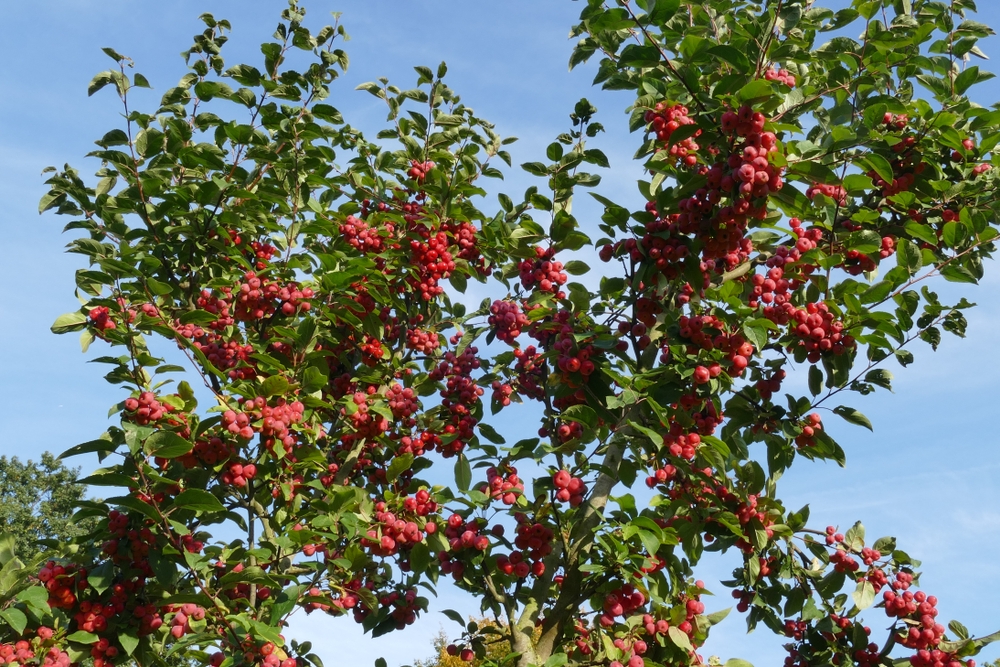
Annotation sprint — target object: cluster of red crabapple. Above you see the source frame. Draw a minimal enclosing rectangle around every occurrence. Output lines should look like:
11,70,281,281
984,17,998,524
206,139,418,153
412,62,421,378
519,245,568,297
408,230,457,301
552,469,587,506
643,102,700,167
405,327,440,354
0,641,71,667
636,104,785,283
499,516,555,579
438,514,489,581
339,214,392,254
488,299,530,344
794,412,824,448
482,465,524,505
232,271,313,321
676,313,756,377
166,603,206,639
428,346,483,457
805,182,848,206
764,66,797,87
361,502,426,557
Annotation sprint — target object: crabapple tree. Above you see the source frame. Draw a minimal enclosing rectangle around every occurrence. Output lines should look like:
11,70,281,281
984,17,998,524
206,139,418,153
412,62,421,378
4,1,1000,667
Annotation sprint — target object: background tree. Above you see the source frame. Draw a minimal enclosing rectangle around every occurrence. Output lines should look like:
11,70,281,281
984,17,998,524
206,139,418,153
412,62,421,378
0,454,94,559
413,621,519,667
0,1,998,667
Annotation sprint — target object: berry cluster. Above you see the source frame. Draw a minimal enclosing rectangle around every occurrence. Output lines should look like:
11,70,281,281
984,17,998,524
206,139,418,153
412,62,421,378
39,561,83,610
439,514,489,580
166,603,206,639
552,419,584,443
402,489,438,517
429,346,483,457
884,589,944,650
644,462,678,488
405,328,440,354
512,345,546,401
490,381,514,408
123,392,169,427
676,313,756,376
519,246,568,297
794,413,824,448
784,302,853,362
805,182,848,206
0,643,71,667
387,383,419,425
502,517,555,578
599,584,647,626
733,494,776,553
220,461,257,487
552,469,587,506
340,214,391,254
233,272,313,321
754,368,786,401
488,300,529,344
407,159,435,182
644,102,700,167
639,104,783,279
482,466,524,505
409,231,456,301
361,503,425,557
842,236,895,275
764,66,797,87
246,395,304,450
88,306,116,332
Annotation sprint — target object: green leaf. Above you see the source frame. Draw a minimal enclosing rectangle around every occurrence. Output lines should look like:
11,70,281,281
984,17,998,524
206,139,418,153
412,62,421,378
564,260,590,275
60,438,117,459
118,630,140,656
88,71,115,97
648,0,681,24
543,654,569,667
808,365,823,396
144,431,193,458
896,239,922,276
852,581,876,610
478,423,506,444
219,566,276,587
859,154,894,184
146,278,173,296
725,660,755,667
668,626,693,651
706,608,732,626
261,375,290,397
51,311,88,334
637,529,660,557
454,455,472,492
561,404,598,429
833,406,873,431
0,608,27,634
442,609,465,625
88,561,115,594
17,585,50,610
737,79,774,105
67,631,100,644
409,541,431,574
843,174,874,193
864,369,893,391
178,310,219,325
386,453,414,484
172,489,225,514
708,45,751,71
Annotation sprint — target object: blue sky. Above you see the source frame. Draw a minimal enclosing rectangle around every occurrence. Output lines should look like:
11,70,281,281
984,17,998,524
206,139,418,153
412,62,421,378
1,1,998,666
